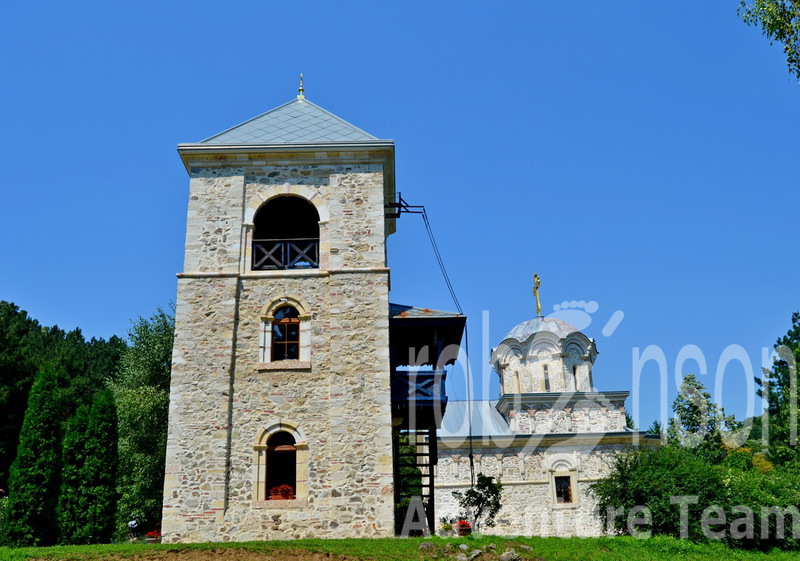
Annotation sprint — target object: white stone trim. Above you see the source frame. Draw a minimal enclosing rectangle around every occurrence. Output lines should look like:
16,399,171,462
180,267,389,279
258,361,311,371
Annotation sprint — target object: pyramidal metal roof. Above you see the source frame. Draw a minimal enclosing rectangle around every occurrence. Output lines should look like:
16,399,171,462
199,97,379,145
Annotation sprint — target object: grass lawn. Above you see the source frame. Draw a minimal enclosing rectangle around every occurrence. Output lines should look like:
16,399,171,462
1,535,798,561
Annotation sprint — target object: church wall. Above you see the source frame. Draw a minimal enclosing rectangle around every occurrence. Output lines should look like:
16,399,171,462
163,160,395,542
434,442,628,537
502,399,627,434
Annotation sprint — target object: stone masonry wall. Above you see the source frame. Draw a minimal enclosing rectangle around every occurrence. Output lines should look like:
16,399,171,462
162,276,239,537
183,171,246,273
434,442,629,537
162,157,395,542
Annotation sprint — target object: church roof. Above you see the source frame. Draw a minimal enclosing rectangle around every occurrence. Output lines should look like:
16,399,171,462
438,400,512,438
199,98,379,145
503,316,579,342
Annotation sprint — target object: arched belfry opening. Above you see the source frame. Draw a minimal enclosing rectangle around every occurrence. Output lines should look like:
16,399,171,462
252,196,320,270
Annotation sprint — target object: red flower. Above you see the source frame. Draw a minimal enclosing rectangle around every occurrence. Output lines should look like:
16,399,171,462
455,519,471,529
270,484,294,495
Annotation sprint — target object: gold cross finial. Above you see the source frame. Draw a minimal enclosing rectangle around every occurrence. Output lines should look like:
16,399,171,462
533,274,542,317
297,74,305,99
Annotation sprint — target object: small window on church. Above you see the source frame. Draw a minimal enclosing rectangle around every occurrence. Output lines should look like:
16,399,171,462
272,306,300,361
266,431,297,499
555,475,572,503
543,365,551,392
573,365,578,391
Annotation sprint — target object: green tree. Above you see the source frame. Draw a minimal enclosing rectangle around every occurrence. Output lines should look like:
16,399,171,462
756,312,800,464
57,404,90,544
739,0,800,81
0,302,125,492
112,307,174,536
79,389,118,543
3,365,62,546
452,473,503,532
0,302,45,490
647,419,663,436
666,374,740,462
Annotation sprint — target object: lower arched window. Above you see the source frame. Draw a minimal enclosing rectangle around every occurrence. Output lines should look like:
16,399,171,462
267,431,296,498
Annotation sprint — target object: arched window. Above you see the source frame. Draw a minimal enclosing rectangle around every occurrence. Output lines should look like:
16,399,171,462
271,306,300,361
254,423,309,505
543,365,551,392
252,196,320,270
266,431,296,498
572,365,579,391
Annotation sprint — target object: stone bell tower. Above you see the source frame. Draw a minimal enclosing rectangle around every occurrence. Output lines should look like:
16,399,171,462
161,87,398,542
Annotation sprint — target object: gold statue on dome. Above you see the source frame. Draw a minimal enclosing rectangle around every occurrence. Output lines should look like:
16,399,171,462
533,273,542,317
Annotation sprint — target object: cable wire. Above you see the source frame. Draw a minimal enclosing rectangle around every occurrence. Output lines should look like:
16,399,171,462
419,209,475,488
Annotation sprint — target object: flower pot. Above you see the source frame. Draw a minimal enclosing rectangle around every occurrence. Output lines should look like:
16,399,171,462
145,537,162,544
457,528,472,536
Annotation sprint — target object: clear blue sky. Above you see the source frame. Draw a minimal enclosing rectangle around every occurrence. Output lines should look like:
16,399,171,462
1,1,798,427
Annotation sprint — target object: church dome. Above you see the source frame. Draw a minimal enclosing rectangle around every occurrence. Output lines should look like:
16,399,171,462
503,316,579,343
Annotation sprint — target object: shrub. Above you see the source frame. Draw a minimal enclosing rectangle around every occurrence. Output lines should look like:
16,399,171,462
593,445,800,550
591,446,728,543
452,473,503,532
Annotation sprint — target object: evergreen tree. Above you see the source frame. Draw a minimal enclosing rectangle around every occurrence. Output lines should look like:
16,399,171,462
57,404,90,544
0,301,125,491
3,365,62,546
79,389,118,543
647,419,663,436
0,302,45,489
